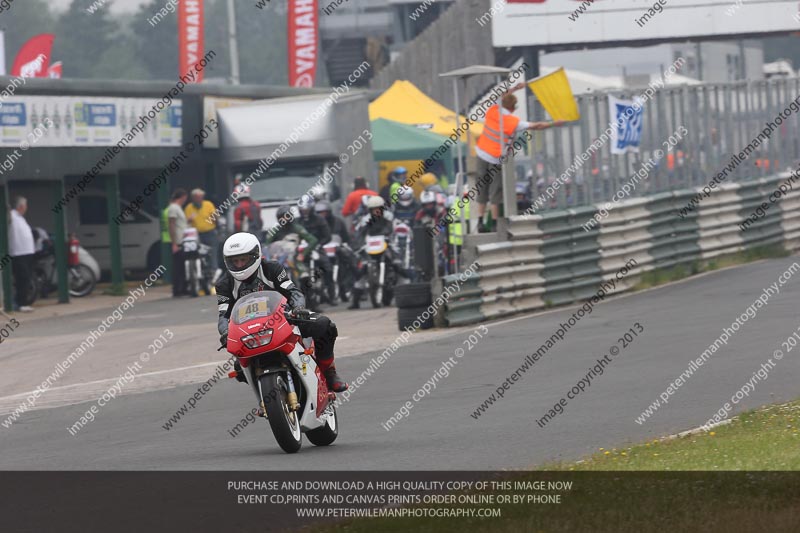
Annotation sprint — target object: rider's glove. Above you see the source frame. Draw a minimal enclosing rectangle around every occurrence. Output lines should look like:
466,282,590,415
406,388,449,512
291,307,311,320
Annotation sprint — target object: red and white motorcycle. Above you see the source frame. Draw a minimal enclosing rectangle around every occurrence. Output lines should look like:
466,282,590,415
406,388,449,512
225,290,338,453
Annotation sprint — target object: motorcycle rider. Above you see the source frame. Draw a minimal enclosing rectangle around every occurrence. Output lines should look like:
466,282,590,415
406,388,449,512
414,190,445,228
314,201,351,246
217,232,348,392
297,195,336,304
233,185,263,240
265,205,318,251
392,186,418,225
379,166,407,205
265,206,319,308
349,196,396,309
315,200,356,302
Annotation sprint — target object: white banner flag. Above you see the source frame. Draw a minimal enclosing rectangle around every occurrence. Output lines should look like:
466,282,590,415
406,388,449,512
608,95,644,155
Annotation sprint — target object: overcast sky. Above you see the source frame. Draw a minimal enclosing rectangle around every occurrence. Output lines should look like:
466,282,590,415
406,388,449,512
50,0,150,14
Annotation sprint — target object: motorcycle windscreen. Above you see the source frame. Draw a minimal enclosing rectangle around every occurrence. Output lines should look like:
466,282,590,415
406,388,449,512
230,291,286,325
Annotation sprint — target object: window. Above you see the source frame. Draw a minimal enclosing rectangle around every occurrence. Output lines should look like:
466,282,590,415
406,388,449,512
78,196,108,225
118,208,151,224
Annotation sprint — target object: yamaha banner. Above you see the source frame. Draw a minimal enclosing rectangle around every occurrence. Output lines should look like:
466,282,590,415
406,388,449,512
287,0,318,87
178,0,205,83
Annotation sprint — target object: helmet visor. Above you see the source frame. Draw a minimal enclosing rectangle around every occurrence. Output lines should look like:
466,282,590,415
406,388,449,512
225,251,258,273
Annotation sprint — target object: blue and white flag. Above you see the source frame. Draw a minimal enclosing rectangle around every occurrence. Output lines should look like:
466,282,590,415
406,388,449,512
609,95,644,154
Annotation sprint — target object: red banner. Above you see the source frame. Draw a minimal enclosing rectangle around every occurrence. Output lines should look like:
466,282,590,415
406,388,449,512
178,0,204,83
288,0,318,87
11,34,54,78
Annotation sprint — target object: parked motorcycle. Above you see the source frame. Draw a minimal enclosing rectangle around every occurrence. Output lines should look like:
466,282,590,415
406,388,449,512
297,240,326,311
224,291,338,454
181,228,211,297
358,234,396,308
391,219,415,281
322,234,356,303
31,232,99,302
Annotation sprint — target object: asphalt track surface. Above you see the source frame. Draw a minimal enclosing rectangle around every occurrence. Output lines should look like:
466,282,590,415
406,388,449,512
2,256,799,470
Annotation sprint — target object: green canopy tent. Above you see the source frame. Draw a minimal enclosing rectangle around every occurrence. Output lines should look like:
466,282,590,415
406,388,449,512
370,118,458,186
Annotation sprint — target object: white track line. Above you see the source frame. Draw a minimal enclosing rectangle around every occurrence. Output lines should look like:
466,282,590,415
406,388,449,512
0,360,229,402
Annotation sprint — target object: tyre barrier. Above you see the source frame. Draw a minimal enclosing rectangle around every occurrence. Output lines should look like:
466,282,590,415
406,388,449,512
395,281,434,331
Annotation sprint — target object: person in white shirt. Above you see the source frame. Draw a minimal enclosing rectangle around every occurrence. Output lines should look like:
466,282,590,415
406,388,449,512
8,197,36,312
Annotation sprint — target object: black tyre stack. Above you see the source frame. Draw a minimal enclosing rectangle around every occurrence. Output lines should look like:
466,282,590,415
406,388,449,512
394,282,434,331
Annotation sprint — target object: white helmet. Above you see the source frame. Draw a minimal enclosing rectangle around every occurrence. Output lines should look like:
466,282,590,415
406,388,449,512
420,190,436,205
235,184,251,199
366,195,385,210
297,194,315,216
223,232,261,281
397,187,414,207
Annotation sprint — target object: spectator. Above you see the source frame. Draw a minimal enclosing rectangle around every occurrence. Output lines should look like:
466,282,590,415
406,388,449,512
341,176,377,218
8,197,35,312
167,188,188,297
184,188,219,275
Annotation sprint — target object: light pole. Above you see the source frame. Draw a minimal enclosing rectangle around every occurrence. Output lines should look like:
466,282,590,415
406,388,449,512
226,0,241,85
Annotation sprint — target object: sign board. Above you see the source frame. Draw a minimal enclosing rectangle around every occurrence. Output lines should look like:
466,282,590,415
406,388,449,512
0,96,182,147
493,0,799,48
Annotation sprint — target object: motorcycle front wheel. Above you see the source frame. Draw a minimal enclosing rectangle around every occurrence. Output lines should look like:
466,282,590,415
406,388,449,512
68,264,96,297
367,263,382,308
260,373,302,454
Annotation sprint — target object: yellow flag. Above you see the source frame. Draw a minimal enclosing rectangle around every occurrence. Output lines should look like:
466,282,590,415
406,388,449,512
527,68,580,122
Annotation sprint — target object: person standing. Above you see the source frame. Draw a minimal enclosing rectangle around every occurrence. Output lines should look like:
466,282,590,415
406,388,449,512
341,176,377,218
8,197,35,312
167,188,188,297
475,85,565,232
184,188,219,277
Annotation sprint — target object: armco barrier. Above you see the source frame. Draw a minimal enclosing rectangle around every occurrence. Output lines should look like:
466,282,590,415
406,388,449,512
442,172,800,327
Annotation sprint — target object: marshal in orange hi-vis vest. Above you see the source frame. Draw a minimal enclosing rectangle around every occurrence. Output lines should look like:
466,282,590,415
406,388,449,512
476,105,521,158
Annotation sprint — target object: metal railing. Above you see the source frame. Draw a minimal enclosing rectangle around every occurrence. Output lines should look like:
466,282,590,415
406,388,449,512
523,76,800,211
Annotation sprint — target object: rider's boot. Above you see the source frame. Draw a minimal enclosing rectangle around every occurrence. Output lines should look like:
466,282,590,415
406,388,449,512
232,359,247,383
317,357,349,392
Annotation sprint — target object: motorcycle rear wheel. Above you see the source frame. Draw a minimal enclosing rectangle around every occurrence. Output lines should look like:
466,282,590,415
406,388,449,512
260,373,302,454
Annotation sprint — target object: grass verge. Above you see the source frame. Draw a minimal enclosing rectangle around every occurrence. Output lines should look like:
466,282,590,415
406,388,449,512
550,399,800,471
318,400,800,533
633,243,790,290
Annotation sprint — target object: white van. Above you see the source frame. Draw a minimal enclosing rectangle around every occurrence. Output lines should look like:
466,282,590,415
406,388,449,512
69,193,162,273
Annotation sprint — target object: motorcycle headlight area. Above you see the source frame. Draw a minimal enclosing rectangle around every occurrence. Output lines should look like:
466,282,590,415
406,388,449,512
241,328,274,349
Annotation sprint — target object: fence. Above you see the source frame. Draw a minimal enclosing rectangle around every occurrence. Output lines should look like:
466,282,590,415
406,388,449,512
441,173,800,326
523,77,800,212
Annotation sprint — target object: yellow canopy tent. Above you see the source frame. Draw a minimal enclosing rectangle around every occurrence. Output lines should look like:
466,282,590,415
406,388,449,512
368,80,484,141
369,81,484,191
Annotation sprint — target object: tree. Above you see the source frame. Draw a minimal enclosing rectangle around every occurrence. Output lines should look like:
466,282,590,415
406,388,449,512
129,0,179,81
0,0,56,69
54,0,121,78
